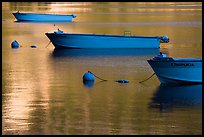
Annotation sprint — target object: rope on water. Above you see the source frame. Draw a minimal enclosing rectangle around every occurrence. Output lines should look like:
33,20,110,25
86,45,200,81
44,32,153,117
88,71,108,81
87,71,129,83
139,73,156,83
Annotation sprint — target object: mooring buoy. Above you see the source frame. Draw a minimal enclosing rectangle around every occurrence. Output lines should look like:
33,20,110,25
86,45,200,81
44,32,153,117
123,80,129,83
83,71,95,81
82,71,129,85
30,45,37,48
11,40,19,48
117,80,124,83
116,79,129,83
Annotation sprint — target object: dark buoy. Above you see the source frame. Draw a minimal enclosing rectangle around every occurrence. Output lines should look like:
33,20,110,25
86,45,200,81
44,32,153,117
11,40,19,48
30,45,37,48
116,79,129,83
123,80,129,83
83,71,95,81
117,80,124,83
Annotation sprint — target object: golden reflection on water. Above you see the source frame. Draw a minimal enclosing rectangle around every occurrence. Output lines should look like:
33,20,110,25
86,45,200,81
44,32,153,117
3,48,51,133
2,2,202,135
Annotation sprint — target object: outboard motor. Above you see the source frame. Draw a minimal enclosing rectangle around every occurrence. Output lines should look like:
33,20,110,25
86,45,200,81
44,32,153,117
152,52,173,61
160,35,169,43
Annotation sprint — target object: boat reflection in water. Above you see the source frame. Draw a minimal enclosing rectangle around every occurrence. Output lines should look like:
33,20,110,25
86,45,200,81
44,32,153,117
149,84,202,112
83,80,95,88
51,48,160,57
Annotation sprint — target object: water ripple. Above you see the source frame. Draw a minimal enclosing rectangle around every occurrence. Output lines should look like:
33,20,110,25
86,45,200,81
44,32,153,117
78,21,201,27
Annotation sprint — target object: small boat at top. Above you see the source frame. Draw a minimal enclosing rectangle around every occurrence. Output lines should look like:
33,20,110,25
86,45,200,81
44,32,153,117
45,29,169,49
147,52,202,84
12,11,76,22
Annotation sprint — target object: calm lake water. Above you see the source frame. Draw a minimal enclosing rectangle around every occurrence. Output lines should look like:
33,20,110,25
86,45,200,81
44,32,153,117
2,2,202,135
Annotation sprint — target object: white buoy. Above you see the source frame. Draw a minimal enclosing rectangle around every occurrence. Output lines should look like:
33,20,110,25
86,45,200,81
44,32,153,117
83,71,95,81
11,40,19,48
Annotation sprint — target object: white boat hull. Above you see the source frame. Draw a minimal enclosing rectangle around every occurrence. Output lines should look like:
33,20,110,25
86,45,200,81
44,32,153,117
147,57,202,84
45,33,162,49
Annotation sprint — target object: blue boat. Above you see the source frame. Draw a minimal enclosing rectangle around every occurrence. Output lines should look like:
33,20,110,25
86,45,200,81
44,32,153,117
12,11,76,22
45,29,169,49
147,53,202,84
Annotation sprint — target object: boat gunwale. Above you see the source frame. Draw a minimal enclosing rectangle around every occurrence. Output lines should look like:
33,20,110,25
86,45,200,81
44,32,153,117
45,33,162,39
12,12,75,16
147,59,202,62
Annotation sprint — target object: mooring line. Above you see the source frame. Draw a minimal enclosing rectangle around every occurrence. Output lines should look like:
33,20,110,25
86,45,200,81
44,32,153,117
139,73,156,83
88,71,130,83
88,71,108,81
